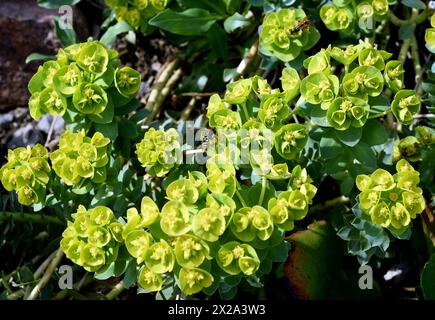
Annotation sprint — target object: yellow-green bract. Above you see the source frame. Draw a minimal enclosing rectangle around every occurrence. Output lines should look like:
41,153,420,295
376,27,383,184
104,0,168,33
50,130,111,186
320,1,389,33
135,127,182,177
28,40,140,120
356,159,425,233
60,205,121,272
260,8,320,62
0,144,50,206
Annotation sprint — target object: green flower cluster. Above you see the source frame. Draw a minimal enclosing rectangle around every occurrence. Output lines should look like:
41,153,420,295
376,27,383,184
0,144,50,206
28,40,141,120
356,159,425,234
425,14,435,54
120,172,236,294
393,126,435,163
320,0,389,33
260,8,320,62
50,129,111,186
61,205,122,272
299,41,419,129
118,161,315,295
104,0,168,32
390,90,421,125
135,128,182,177
207,73,308,169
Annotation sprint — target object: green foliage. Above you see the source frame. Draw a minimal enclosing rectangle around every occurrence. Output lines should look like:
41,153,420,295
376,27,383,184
421,254,435,300
337,203,391,265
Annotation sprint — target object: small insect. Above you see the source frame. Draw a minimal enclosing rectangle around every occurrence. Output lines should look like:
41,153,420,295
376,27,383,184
200,129,215,151
289,17,314,35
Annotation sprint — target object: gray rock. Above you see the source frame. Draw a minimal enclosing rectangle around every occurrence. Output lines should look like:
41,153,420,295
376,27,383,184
8,123,43,149
36,114,65,136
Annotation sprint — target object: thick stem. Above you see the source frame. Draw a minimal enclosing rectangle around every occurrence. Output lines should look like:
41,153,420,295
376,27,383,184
233,40,259,82
0,211,65,226
410,35,424,96
146,68,183,124
26,248,64,300
258,176,267,206
143,59,181,124
34,250,58,280
106,281,125,300
309,196,351,214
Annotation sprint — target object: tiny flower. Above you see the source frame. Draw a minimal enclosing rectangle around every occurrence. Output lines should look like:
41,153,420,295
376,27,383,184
391,90,421,125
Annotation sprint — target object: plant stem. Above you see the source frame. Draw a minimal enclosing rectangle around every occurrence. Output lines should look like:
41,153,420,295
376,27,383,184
388,11,404,26
147,67,183,124
398,38,411,64
144,59,181,124
106,281,125,300
240,103,250,122
368,110,391,119
235,188,247,208
6,290,25,300
388,8,424,26
258,176,267,206
415,10,433,24
26,248,64,300
34,250,58,280
0,211,65,226
414,114,435,119
308,196,351,214
233,40,259,81
179,97,197,121
44,116,59,147
410,35,424,96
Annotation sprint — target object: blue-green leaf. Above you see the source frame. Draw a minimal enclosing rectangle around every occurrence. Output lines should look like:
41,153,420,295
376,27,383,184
421,254,435,299
149,9,221,36
53,16,78,47
224,13,251,33
100,22,133,48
